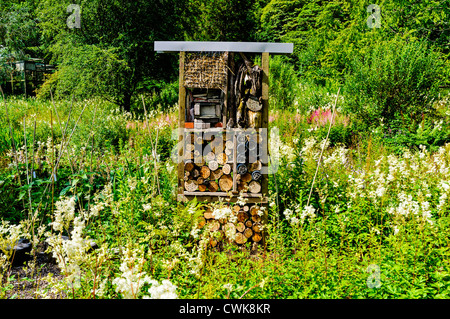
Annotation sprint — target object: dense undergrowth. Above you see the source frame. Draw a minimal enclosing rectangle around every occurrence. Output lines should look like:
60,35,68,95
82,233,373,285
1,89,450,299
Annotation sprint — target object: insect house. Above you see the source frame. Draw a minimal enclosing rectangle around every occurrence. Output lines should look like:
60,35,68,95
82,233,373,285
154,41,293,248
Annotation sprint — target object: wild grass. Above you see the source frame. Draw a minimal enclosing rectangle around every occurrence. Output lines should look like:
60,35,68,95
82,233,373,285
0,91,450,299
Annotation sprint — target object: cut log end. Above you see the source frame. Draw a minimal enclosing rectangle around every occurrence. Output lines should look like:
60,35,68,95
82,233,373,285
248,180,261,194
244,227,253,239
200,166,211,179
252,232,262,243
219,174,233,192
235,232,247,245
222,163,232,175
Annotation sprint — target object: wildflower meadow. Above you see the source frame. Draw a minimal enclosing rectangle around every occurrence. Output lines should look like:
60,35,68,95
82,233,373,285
1,89,450,300
2,0,450,304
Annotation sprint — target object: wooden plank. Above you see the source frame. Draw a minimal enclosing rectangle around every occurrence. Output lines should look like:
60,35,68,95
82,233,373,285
178,51,186,196
222,51,229,126
181,194,268,204
183,191,265,198
261,52,269,199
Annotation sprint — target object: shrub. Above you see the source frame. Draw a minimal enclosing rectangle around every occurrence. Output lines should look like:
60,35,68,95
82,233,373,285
269,55,300,111
343,38,444,129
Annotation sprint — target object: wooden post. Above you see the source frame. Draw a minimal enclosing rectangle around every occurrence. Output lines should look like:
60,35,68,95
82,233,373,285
261,52,270,248
178,52,186,200
261,52,269,198
222,51,229,126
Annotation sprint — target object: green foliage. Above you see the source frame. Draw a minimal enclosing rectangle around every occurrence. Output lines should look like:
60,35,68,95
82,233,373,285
141,80,179,112
260,0,450,88
0,2,41,59
269,55,300,111
343,38,444,129
185,0,261,41
36,0,185,111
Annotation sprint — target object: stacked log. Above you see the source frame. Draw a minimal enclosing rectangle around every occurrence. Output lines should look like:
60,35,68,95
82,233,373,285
183,131,263,195
202,204,264,246
184,132,234,193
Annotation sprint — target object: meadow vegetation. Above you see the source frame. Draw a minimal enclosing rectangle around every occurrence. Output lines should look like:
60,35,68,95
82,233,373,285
1,0,450,299
1,78,450,298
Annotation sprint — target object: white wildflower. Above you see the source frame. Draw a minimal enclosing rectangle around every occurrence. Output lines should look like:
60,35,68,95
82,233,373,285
144,279,178,299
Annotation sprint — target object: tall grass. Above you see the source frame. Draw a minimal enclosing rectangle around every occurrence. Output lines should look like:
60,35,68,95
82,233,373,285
0,92,450,299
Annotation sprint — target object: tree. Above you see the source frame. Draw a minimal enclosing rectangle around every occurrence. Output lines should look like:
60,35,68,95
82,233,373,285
37,0,187,111
259,0,450,86
185,0,261,41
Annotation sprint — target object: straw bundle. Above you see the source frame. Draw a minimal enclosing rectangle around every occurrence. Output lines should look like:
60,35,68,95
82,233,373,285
184,52,228,89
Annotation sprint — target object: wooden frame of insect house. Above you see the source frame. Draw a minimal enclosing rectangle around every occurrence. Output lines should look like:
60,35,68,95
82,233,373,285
154,41,293,247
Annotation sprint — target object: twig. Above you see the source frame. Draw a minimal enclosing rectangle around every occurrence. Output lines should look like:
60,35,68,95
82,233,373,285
31,118,36,182
141,95,161,195
306,87,341,207
23,118,33,216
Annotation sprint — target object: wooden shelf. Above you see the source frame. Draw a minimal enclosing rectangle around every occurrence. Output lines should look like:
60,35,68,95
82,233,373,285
179,193,268,204
183,191,263,198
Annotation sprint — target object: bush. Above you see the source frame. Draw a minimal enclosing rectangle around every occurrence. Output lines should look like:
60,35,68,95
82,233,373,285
269,55,301,111
343,38,444,129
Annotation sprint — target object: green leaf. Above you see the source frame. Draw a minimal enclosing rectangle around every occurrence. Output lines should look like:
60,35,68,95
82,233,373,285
60,186,72,196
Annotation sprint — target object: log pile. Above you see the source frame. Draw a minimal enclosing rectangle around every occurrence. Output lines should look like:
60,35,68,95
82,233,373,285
184,132,234,193
201,204,265,247
183,130,264,196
